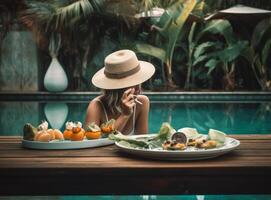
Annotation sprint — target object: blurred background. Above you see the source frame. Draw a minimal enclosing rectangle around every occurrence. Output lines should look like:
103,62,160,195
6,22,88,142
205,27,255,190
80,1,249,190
1,0,271,92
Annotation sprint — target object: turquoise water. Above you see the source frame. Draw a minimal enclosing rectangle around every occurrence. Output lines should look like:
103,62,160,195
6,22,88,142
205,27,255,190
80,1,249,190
0,101,271,136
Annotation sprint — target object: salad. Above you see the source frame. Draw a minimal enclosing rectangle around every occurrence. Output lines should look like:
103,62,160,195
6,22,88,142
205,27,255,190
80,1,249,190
109,123,227,151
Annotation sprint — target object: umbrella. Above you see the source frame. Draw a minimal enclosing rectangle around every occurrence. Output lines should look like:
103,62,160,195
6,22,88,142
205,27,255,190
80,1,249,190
134,7,203,23
205,5,271,21
134,7,165,18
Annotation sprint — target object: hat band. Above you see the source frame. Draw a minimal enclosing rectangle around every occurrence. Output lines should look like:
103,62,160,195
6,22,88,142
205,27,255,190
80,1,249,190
104,64,141,79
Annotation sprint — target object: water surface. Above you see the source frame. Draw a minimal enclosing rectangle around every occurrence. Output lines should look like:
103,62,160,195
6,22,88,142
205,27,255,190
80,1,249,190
1,101,270,135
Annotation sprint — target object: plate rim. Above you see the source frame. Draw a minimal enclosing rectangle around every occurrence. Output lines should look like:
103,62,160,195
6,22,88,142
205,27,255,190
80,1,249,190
22,137,111,144
115,134,240,155
22,137,114,149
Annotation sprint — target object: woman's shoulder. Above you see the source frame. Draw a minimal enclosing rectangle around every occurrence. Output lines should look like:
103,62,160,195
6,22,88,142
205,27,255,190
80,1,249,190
136,94,150,105
90,96,102,104
87,96,103,110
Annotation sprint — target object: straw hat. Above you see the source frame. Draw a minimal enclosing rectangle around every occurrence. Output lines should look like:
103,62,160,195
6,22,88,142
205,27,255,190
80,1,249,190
91,49,155,89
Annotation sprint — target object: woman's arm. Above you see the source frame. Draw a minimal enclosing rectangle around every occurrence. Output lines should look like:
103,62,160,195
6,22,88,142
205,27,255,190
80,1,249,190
84,99,102,129
134,95,150,134
114,88,136,132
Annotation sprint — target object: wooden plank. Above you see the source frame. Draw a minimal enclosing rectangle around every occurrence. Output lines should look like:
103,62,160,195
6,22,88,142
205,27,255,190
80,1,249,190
234,149,271,156
0,147,117,158
0,140,270,158
230,134,271,139
0,136,22,139
0,143,270,157
0,155,271,168
238,143,271,149
0,147,270,158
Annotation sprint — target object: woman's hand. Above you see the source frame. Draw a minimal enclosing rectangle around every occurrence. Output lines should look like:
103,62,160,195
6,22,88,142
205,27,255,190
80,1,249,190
120,88,136,116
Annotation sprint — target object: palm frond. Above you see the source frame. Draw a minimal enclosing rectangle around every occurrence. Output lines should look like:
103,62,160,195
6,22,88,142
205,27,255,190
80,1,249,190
55,0,104,29
22,0,105,31
20,1,56,26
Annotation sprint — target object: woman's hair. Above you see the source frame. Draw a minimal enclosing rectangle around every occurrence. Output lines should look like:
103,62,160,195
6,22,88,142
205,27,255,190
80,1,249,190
100,88,126,115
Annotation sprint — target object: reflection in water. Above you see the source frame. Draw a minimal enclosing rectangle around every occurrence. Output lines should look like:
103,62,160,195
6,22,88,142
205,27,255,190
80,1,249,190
149,102,271,134
44,103,68,130
1,101,271,136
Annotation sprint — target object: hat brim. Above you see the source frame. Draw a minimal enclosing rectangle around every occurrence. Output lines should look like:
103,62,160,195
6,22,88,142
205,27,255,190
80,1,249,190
91,61,155,89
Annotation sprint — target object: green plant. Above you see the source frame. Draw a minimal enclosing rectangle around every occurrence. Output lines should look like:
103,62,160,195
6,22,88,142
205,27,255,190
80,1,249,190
242,17,271,90
191,19,248,90
136,0,198,89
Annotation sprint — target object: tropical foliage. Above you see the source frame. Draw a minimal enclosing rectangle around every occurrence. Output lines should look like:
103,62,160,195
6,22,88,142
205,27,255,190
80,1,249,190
136,0,198,88
242,17,271,90
191,20,248,90
0,0,271,91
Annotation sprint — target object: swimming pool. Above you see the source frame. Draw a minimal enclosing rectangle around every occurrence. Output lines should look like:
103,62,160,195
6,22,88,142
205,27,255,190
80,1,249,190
0,101,271,136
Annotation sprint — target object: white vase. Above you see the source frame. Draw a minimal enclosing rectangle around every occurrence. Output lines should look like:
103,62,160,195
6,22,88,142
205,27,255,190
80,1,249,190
44,103,69,130
44,57,68,92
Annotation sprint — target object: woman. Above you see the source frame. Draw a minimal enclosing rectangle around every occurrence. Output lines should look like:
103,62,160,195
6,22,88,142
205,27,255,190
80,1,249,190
84,49,155,135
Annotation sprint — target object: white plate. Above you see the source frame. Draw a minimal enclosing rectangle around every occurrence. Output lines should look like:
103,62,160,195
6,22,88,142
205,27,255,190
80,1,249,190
115,134,240,160
22,138,114,150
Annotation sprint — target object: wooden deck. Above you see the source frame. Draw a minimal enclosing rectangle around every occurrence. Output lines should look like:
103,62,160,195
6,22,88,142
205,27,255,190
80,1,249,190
0,135,271,195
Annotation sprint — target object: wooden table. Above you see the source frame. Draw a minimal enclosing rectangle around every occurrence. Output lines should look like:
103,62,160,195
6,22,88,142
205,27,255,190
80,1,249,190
0,135,270,195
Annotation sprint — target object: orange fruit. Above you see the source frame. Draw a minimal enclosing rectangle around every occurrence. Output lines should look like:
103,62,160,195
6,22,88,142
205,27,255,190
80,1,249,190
101,125,114,133
63,130,73,140
70,131,85,141
47,129,56,140
54,129,64,140
72,127,81,133
35,131,50,142
85,131,101,140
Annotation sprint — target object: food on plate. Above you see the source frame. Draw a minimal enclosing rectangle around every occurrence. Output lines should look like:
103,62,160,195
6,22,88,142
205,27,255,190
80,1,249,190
109,122,175,149
23,121,64,142
47,129,56,140
208,129,226,143
63,121,74,140
197,140,217,149
178,127,200,139
162,140,186,150
53,129,64,140
23,119,117,143
101,119,115,137
162,131,187,150
85,123,102,139
47,129,64,140
170,132,187,144
109,123,228,151
38,121,49,131
70,122,85,141
35,130,51,142
23,123,38,141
